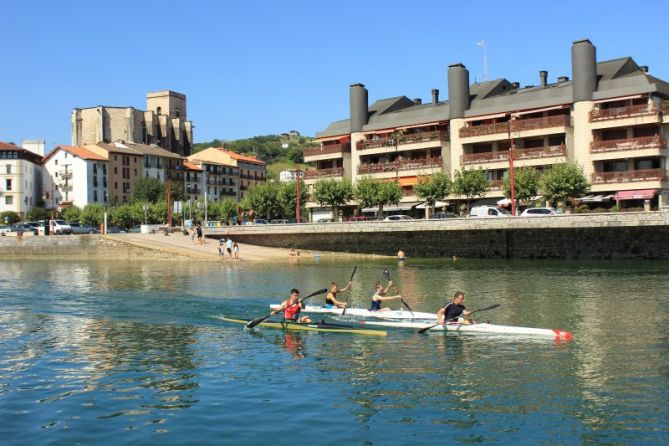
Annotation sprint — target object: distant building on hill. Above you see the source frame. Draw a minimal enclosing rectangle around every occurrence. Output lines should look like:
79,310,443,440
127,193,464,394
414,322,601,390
279,169,298,182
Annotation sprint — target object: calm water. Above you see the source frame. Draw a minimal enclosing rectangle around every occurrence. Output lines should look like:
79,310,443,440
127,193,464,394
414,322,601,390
1,258,668,445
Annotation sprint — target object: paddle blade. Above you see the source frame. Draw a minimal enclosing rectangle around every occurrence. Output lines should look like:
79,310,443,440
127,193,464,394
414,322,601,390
303,288,328,300
245,315,269,329
472,304,501,314
383,269,390,281
350,265,357,282
417,324,437,334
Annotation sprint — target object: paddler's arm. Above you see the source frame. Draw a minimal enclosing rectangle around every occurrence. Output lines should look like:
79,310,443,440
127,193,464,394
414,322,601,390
383,280,393,294
339,281,352,293
436,306,446,324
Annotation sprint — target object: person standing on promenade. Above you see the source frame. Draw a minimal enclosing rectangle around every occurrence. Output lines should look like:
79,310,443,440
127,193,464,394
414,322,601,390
226,237,233,258
437,291,473,325
233,242,240,260
325,281,351,308
196,224,203,245
271,289,312,323
369,280,402,312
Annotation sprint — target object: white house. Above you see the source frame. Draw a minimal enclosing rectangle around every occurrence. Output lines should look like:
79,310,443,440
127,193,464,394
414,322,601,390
0,141,43,219
42,145,108,210
279,169,298,182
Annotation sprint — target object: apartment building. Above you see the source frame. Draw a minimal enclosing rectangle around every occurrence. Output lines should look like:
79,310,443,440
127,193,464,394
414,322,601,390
0,142,43,218
189,147,264,200
118,142,185,184
308,39,669,220
71,90,194,156
86,143,144,204
184,157,239,203
42,146,108,209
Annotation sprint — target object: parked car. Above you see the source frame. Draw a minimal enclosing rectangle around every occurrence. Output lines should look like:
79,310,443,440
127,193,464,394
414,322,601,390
11,223,39,235
317,218,335,223
69,222,98,234
129,225,142,233
254,219,268,224
469,206,511,218
432,212,460,219
106,226,127,234
0,225,10,236
384,215,414,221
270,219,289,224
51,219,72,235
521,207,557,217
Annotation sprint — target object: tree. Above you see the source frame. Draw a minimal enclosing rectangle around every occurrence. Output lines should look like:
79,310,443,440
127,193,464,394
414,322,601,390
132,177,164,203
312,179,353,220
453,168,490,213
354,177,380,210
1,211,20,225
241,182,281,220
376,181,402,216
61,206,82,223
80,204,105,227
219,198,238,224
277,180,308,220
149,201,167,224
26,207,49,222
539,163,589,209
414,172,452,218
503,166,542,206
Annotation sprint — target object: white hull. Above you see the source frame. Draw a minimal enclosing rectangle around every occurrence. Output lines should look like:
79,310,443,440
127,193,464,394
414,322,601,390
269,304,436,320
359,320,573,340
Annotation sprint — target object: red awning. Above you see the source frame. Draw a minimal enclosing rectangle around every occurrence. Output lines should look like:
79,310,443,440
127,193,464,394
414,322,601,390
614,189,657,200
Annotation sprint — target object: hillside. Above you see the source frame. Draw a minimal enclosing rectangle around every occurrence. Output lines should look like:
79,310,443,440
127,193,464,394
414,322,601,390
192,134,316,166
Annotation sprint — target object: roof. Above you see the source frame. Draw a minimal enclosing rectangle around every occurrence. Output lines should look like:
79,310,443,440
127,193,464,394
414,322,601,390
0,141,20,150
43,145,107,163
183,161,203,171
123,142,183,159
94,142,143,156
0,141,44,163
215,148,266,165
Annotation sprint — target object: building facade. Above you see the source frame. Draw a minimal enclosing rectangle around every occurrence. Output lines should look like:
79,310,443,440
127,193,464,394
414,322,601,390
86,143,144,204
71,90,194,156
308,39,669,220
0,142,43,219
42,146,108,210
188,147,264,201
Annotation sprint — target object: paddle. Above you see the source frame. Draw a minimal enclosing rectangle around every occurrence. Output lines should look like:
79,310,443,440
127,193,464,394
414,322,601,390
245,288,328,329
383,269,414,316
341,265,357,316
416,303,501,334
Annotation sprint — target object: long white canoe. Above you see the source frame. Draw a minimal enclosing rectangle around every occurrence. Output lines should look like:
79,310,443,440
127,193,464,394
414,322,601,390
359,320,573,340
269,304,436,320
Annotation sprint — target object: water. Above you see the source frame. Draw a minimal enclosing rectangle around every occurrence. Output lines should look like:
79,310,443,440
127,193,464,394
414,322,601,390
1,258,668,445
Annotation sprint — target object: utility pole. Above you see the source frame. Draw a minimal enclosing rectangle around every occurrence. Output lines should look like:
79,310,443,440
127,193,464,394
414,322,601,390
295,169,301,224
166,175,172,228
477,40,488,81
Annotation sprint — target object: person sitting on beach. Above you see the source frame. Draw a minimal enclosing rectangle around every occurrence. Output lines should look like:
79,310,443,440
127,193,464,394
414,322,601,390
437,291,473,325
325,281,351,308
369,280,402,312
271,289,312,323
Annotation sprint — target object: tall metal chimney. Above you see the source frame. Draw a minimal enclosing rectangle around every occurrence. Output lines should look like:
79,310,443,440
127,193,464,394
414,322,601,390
350,83,369,133
448,64,470,119
572,39,597,102
540,70,548,87
432,89,439,105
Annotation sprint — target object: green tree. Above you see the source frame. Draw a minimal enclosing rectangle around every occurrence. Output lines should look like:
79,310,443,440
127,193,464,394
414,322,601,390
241,182,281,220
80,204,105,227
539,163,589,209
453,168,490,212
376,181,402,216
414,172,452,218
61,206,82,223
1,211,20,225
149,201,167,224
312,179,353,220
503,167,541,204
354,177,380,210
110,204,135,228
277,181,308,220
131,177,164,203
26,207,49,222
219,198,238,224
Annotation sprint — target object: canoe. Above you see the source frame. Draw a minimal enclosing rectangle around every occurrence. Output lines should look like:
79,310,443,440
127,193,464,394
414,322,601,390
359,320,573,340
269,304,436,320
220,317,387,337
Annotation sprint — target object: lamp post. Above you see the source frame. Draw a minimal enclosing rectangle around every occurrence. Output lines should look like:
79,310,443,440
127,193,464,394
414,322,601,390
507,114,517,216
295,169,302,224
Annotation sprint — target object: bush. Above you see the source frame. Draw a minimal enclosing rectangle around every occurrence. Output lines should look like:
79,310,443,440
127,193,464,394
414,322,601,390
26,207,49,221
0,211,20,225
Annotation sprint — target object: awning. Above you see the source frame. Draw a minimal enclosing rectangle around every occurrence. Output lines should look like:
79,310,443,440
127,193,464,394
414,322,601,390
362,201,420,213
497,198,513,206
317,134,348,142
396,121,443,130
592,94,644,104
415,201,449,209
464,112,508,121
615,189,657,201
578,194,615,203
399,176,418,186
514,104,569,116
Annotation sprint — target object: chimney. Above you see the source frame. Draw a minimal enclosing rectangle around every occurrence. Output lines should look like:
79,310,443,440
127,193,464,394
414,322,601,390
511,82,520,89
557,76,569,83
414,98,422,105
432,89,439,105
572,39,598,102
448,63,470,119
540,70,548,87
640,65,649,73
349,83,369,133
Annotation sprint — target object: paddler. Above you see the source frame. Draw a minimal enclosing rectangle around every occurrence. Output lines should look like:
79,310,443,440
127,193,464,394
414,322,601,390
369,280,402,312
272,288,312,323
325,281,351,309
437,291,473,325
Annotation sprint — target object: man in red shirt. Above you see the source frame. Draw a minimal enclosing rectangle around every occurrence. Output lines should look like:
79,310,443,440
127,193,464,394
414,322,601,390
272,289,312,323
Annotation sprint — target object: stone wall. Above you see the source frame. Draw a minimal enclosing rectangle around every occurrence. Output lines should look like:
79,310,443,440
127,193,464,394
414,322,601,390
212,212,669,260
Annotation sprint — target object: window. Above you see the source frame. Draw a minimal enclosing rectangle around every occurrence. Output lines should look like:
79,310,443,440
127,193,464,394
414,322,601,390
5,165,10,174
114,182,118,190
5,179,11,191
94,190,98,202
114,167,118,174
55,159,58,165
5,196,13,205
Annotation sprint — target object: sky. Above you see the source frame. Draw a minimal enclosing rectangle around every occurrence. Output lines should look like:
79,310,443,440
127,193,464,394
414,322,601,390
1,0,668,149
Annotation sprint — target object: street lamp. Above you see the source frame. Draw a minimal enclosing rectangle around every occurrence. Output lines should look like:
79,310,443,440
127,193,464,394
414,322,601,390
507,114,517,216
143,203,149,224
295,169,302,224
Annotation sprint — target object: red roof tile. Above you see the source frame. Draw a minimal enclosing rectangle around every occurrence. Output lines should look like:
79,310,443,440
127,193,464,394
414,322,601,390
215,148,266,165
183,161,204,171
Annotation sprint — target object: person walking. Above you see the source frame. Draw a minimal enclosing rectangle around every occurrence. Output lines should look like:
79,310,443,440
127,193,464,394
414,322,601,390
233,242,240,259
226,237,233,258
196,224,203,245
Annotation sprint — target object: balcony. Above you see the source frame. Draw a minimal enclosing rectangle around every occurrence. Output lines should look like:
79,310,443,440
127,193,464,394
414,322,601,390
461,145,566,165
589,104,659,122
510,115,571,131
59,171,73,179
357,157,442,174
397,129,449,145
357,135,395,150
591,168,667,184
60,185,73,192
303,142,351,157
489,180,504,191
459,122,509,138
590,135,666,153
303,167,344,179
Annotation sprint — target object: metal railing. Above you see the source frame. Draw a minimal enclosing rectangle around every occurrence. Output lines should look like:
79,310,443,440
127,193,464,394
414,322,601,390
510,114,571,131
397,129,449,145
459,122,510,138
590,135,666,153
589,104,658,121
357,157,442,174
489,180,504,190
591,168,667,184
303,142,351,157
461,145,566,165
59,171,72,179
303,167,344,179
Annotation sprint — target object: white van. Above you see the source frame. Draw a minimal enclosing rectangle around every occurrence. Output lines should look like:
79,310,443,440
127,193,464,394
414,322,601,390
469,205,511,217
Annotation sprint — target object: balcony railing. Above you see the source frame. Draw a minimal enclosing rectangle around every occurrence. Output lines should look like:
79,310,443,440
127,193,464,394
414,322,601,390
397,129,449,145
489,180,504,190
510,114,571,131
590,135,666,153
459,122,510,138
303,142,351,157
303,167,344,179
591,168,667,184
589,104,658,122
357,157,442,174
357,135,395,150
60,185,73,192
461,145,566,165
59,171,72,179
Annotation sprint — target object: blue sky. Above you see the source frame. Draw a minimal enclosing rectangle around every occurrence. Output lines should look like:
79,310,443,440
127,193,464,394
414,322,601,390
1,0,667,149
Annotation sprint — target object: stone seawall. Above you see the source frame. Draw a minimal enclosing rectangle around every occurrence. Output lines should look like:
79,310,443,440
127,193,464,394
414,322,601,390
211,212,669,260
